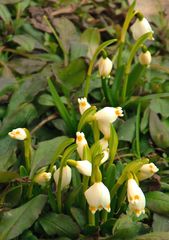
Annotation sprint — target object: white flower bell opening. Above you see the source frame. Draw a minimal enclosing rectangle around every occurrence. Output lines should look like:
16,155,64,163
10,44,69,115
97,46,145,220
76,132,88,159
8,128,27,141
127,179,146,217
78,97,91,115
138,163,159,181
84,182,111,214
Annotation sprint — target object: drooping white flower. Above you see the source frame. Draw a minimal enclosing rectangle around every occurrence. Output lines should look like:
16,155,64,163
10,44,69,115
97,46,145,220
78,97,91,115
95,107,123,123
138,163,159,181
34,172,51,186
98,57,113,77
99,137,109,150
8,128,27,140
53,165,72,190
84,182,111,214
95,107,123,138
139,50,151,66
76,160,92,176
127,179,146,217
130,17,154,41
100,149,109,164
76,132,88,159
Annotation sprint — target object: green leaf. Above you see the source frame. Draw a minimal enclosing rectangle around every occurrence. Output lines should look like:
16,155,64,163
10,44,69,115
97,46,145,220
109,125,118,163
113,215,141,240
150,98,169,118
12,35,36,52
81,28,100,59
30,136,68,178
118,116,136,142
149,111,169,148
54,17,78,54
0,136,17,171
135,232,169,240
0,171,19,183
57,58,87,90
5,185,22,208
48,79,74,132
0,195,47,240
37,93,55,106
7,65,52,113
39,213,80,238
0,4,11,24
70,207,87,229
153,213,169,232
146,191,169,217
127,63,146,96
0,0,21,3
0,103,38,136
77,106,97,131
141,107,150,133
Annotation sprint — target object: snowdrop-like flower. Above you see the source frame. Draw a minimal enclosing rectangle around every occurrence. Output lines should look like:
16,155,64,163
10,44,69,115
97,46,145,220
8,128,27,140
76,160,92,176
78,97,91,115
53,165,72,190
76,132,88,159
85,182,111,214
34,172,51,186
127,179,146,217
130,17,154,41
95,107,123,123
138,163,159,181
95,107,123,138
98,57,113,77
139,50,151,66
100,149,109,164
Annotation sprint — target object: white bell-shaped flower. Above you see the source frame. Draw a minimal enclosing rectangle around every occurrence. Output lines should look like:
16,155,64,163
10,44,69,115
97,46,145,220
130,17,154,41
95,107,123,123
98,57,113,77
53,165,72,190
127,179,146,217
100,149,109,164
78,97,91,115
76,132,88,159
34,172,51,186
139,50,151,66
76,160,92,176
84,182,111,214
8,128,27,140
95,107,123,139
138,163,159,181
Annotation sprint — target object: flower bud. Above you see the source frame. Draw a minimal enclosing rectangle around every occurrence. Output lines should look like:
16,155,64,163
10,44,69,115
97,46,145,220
34,172,51,186
76,132,88,159
130,17,154,41
78,97,91,115
85,182,111,214
53,165,72,190
139,51,151,66
138,163,159,181
8,128,27,140
98,57,113,77
127,179,146,217
76,160,92,176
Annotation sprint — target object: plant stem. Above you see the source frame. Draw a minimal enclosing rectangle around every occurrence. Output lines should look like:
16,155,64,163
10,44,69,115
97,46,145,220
84,39,117,98
102,210,108,223
121,32,153,103
136,103,141,158
101,78,112,105
89,210,95,226
43,15,68,66
57,165,63,213
24,129,31,172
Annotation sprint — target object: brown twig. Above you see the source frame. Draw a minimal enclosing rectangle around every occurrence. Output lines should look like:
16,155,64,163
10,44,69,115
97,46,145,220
31,113,57,134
